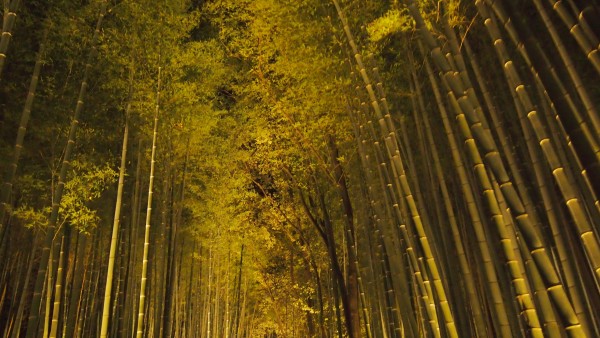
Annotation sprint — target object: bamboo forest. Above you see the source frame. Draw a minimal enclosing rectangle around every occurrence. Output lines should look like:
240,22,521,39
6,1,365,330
2,0,600,337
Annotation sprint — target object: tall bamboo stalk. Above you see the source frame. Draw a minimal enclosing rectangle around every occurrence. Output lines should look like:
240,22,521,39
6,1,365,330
136,61,161,338
126,139,144,337
100,70,133,338
48,233,67,338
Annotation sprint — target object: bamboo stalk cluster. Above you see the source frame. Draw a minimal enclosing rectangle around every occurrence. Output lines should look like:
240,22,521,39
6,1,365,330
329,0,600,336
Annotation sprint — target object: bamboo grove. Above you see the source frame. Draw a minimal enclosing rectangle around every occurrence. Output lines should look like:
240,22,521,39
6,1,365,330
0,0,599,337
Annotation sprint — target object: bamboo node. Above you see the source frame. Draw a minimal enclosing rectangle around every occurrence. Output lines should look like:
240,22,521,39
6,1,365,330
551,167,564,176
531,247,546,254
526,110,538,119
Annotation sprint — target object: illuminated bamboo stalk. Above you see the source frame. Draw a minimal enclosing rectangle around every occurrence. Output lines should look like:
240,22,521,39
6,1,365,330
42,246,54,338
136,62,161,338
48,235,66,338
100,69,133,338
126,139,144,337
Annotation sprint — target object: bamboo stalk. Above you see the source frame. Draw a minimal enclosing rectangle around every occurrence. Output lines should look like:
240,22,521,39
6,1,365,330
0,0,21,79
136,61,162,338
100,69,134,337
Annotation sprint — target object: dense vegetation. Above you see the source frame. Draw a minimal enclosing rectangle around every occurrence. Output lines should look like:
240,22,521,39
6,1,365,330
1,0,599,337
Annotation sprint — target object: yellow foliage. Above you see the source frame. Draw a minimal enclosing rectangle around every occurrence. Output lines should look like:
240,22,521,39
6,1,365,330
367,9,412,42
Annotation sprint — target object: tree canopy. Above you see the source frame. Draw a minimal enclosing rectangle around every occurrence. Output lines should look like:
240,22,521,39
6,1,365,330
1,0,600,337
